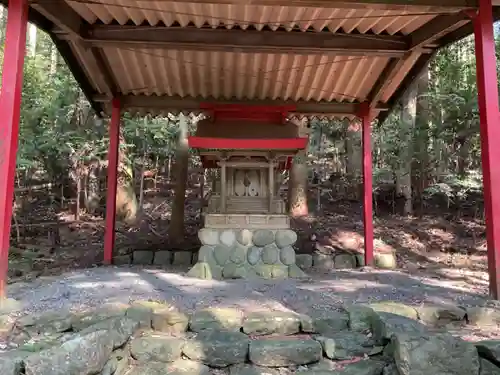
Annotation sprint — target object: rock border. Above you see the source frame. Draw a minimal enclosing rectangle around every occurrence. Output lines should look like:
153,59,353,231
0,300,499,375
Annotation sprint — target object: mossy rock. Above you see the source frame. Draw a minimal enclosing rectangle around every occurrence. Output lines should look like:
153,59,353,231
214,244,232,266
190,308,243,332
289,264,308,278
334,253,356,269
254,264,274,279
220,230,237,247
279,246,296,265
230,243,248,264
275,230,298,248
253,230,275,247
187,262,211,279
198,228,220,246
247,247,261,265
271,265,289,278
197,246,215,263
375,252,397,269
236,229,253,246
261,244,280,264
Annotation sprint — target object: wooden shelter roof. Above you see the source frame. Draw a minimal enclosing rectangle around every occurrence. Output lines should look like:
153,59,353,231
13,0,500,121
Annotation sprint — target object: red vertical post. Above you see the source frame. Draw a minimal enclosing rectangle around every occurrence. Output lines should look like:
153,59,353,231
104,99,121,264
0,0,29,297
471,0,500,299
359,103,374,266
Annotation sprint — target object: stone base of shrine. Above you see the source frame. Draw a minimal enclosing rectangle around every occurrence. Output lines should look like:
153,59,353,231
187,216,306,279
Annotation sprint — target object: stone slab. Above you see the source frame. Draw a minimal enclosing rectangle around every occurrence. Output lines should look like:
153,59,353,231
296,254,313,269
153,251,172,266
152,311,189,334
24,330,114,375
133,250,154,265
312,254,335,271
476,340,500,364
249,339,322,367
189,308,243,332
242,311,301,336
172,251,194,266
393,333,480,375
130,333,184,363
182,330,249,367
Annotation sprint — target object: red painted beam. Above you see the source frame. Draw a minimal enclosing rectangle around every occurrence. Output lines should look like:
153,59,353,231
188,136,308,150
471,0,500,299
104,98,121,265
0,0,28,297
200,103,296,123
359,103,374,267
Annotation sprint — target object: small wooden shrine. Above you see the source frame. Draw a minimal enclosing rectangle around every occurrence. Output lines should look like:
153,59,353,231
186,105,309,279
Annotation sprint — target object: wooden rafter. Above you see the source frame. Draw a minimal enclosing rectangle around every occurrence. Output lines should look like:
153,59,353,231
107,0,476,10
84,25,419,57
366,12,470,109
367,57,403,107
30,0,81,36
409,12,471,49
32,0,116,96
93,94,389,116
376,51,436,125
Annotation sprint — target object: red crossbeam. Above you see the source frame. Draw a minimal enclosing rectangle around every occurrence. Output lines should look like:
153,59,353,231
200,103,296,123
188,136,307,150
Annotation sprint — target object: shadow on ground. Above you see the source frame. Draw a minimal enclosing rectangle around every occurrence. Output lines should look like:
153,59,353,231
8,265,489,318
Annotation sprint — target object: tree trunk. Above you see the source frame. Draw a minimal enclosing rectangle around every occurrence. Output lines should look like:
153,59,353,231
344,122,361,199
169,115,189,242
400,83,417,215
0,7,5,45
85,164,100,214
75,175,81,221
139,156,146,209
167,155,172,182
457,137,470,178
50,44,58,76
288,150,308,217
28,23,37,57
344,128,357,181
412,66,430,211
115,129,138,224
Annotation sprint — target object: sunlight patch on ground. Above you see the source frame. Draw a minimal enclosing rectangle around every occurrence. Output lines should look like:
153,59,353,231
327,230,363,251
144,268,231,288
301,279,386,293
72,277,155,292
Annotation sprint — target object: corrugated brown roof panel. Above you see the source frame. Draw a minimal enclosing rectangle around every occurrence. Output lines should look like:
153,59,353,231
67,0,440,35
101,46,393,103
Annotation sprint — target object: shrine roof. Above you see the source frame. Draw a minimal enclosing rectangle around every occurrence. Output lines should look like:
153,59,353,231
15,0,500,122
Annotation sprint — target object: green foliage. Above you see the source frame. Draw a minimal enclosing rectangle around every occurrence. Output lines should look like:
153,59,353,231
0,27,189,186
3,20,499,213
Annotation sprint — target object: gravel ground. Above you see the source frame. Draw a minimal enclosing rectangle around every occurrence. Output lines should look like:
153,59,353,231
7,265,490,315
5,265,500,341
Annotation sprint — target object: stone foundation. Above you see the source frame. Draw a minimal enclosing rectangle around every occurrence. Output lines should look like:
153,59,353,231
187,228,307,280
1,300,499,375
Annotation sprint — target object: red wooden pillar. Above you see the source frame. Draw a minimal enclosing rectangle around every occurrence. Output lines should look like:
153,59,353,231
471,0,500,299
359,103,374,266
0,0,29,297
103,99,121,264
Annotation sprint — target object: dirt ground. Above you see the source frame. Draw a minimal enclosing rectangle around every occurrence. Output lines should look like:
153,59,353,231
9,181,489,282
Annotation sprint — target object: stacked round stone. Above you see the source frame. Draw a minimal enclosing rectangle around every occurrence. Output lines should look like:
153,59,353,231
188,228,306,279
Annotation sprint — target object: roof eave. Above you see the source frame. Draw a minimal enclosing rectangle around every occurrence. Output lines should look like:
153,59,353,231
376,8,500,126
